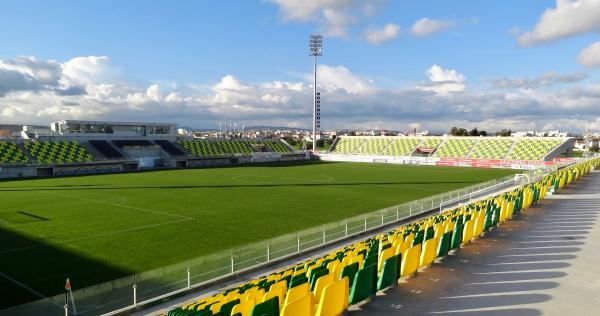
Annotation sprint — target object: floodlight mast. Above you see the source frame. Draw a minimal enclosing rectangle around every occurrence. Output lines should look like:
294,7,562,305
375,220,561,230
309,34,322,153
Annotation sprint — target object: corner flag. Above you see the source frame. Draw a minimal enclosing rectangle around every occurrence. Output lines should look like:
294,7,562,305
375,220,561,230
64,278,77,313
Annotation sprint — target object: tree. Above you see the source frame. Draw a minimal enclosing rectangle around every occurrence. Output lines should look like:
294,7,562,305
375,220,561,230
590,145,600,153
496,129,512,137
450,127,458,136
468,128,479,137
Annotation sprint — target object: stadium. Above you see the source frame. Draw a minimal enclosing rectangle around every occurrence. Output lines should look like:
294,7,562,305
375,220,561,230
3,1,600,316
0,116,596,316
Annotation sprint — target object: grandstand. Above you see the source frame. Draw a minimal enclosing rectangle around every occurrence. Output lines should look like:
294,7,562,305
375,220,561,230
328,136,571,165
507,138,564,160
0,120,301,179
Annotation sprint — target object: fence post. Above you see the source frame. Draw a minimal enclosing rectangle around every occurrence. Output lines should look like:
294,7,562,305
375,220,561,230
187,268,191,289
345,219,348,237
230,255,234,275
396,207,399,220
364,218,367,231
381,212,384,225
266,243,270,262
410,204,412,217
322,227,326,244
297,235,300,253
133,283,137,306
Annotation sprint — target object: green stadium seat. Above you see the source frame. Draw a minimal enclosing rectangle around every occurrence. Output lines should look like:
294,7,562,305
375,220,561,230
377,254,400,290
349,264,377,305
23,140,93,164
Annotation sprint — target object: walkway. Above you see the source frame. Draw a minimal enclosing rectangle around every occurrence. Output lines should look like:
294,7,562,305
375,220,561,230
349,170,600,315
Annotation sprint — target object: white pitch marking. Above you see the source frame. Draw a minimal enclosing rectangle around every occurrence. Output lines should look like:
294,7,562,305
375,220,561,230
42,191,193,221
218,171,445,193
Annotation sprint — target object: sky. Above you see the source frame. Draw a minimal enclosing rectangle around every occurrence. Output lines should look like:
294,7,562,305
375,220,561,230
1,0,600,132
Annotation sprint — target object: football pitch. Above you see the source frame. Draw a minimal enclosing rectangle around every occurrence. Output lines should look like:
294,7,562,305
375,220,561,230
0,161,517,308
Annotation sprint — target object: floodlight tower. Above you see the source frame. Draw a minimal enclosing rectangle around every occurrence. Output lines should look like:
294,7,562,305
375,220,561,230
309,34,323,152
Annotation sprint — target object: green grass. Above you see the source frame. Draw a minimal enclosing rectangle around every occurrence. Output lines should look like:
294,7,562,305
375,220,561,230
0,161,517,308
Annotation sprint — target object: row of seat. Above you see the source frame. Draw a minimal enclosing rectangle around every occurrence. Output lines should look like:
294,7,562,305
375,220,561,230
163,158,599,316
432,138,477,158
469,139,513,159
330,136,566,160
0,141,28,164
23,141,93,164
178,139,291,157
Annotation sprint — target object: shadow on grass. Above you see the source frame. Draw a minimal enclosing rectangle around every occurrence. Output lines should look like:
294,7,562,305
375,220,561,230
0,227,135,314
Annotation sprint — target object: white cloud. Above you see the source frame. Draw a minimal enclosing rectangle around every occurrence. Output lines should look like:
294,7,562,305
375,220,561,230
4,55,600,133
267,0,383,38
518,0,600,46
491,71,588,89
315,65,374,94
420,65,466,94
364,23,400,44
578,41,600,67
60,56,112,88
214,75,247,91
411,18,455,37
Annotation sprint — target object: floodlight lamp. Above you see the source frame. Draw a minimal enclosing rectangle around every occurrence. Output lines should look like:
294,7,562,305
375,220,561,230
309,34,323,56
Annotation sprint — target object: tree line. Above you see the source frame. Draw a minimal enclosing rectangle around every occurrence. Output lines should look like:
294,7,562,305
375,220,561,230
449,127,512,137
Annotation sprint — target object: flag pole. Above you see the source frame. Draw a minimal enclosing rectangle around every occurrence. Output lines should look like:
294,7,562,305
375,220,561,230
64,289,68,316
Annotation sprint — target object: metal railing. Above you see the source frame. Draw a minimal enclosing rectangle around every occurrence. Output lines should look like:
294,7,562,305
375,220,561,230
1,172,536,316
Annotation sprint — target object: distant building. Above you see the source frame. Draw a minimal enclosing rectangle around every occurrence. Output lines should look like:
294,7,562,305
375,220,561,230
50,120,176,137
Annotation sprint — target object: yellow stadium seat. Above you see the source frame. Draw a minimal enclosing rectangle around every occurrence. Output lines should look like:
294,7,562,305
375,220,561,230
462,219,474,245
231,299,253,316
313,273,335,304
284,282,311,306
263,282,286,304
419,237,438,268
281,293,312,316
314,278,349,316
401,244,421,276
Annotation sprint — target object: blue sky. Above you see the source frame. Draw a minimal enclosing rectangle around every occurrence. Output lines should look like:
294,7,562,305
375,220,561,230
1,0,600,132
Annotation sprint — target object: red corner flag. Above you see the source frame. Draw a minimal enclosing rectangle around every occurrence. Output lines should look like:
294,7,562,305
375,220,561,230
65,278,71,291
